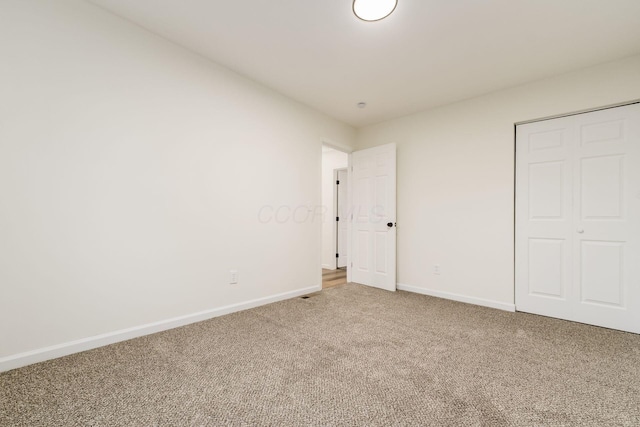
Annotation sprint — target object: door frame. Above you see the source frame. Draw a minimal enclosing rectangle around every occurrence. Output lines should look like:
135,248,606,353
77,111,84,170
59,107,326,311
321,141,353,283
514,99,640,127
320,141,398,290
334,167,348,269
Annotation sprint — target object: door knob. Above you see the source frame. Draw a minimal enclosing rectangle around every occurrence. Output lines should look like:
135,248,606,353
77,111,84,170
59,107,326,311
577,229,585,234
387,222,395,228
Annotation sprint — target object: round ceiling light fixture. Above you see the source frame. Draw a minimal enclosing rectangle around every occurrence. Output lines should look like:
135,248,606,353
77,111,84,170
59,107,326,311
353,0,398,22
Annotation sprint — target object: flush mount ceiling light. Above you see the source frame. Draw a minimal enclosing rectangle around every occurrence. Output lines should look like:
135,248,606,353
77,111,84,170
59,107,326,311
353,0,398,22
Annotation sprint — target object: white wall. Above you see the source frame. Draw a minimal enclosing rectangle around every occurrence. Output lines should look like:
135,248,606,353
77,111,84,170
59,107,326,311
321,148,349,269
356,54,640,309
0,0,355,368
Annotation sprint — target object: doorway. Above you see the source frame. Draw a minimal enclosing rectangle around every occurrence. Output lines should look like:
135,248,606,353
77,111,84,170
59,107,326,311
320,142,398,291
321,145,349,289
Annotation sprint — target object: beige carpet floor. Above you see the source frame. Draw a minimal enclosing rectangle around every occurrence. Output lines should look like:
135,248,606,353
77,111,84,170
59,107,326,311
1,283,639,426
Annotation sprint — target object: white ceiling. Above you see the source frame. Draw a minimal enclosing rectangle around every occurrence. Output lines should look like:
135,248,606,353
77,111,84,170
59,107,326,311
89,0,640,128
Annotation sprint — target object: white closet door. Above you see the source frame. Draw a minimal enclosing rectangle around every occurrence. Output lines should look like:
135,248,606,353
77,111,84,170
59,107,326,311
516,103,640,334
515,116,575,319
572,106,640,332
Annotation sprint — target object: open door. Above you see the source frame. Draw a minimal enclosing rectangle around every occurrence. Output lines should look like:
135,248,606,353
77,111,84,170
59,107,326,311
349,143,397,291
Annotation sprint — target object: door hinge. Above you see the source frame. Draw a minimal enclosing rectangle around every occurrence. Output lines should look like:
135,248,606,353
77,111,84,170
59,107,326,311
336,180,340,185
336,253,339,258
336,216,339,222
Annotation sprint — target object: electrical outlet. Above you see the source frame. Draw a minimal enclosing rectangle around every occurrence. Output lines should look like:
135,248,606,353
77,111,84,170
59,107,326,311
230,270,238,284
433,265,441,275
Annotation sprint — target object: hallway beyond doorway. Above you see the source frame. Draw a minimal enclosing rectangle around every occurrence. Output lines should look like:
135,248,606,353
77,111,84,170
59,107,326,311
322,268,347,289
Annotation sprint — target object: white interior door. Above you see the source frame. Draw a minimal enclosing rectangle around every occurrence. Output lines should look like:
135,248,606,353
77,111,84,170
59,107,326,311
516,103,640,334
349,143,396,291
337,169,348,268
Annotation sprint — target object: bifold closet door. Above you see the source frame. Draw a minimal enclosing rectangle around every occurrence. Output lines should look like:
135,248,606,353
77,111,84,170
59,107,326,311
516,103,640,334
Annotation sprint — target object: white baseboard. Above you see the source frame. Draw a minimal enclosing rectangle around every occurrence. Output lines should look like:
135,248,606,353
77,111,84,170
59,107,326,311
0,285,321,373
321,264,335,270
397,283,516,312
